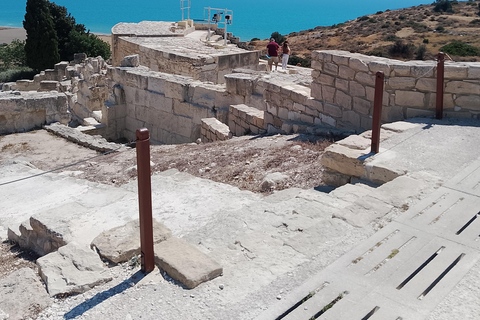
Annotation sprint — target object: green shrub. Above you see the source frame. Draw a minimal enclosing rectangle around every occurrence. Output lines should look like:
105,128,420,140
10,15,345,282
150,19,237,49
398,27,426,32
366,48,388,58
0,67,36,82
250,38,260,42
368,18,377,23
388,40,415,59
440,41,480,56
399,15,406,20
385,34,399,42
376,11,383,15
423,38,429,44
415,45,427,60
358,16,369,22
433,0,454,13
470,19,480,24
0,40,27,71
288,55,311,68
436,25,445,32
270,32,286,44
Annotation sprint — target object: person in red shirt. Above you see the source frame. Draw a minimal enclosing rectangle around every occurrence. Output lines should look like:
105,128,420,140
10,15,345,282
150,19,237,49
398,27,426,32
266,38,280,72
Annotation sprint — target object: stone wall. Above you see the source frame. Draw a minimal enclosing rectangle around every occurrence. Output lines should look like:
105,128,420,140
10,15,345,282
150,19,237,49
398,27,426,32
103,65,247,143
201,118,231,142
0,91,70,134
228,104,265,136
311,50,480,131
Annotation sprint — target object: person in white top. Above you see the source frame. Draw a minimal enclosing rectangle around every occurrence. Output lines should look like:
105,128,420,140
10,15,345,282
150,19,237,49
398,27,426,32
281,40,290,70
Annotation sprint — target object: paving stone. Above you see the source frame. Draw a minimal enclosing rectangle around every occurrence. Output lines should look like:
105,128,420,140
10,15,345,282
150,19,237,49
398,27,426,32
37,242,112,297
381,121,420,133
91,218,172,264
337,134,371,150
0,268,52,320
154,237,223,289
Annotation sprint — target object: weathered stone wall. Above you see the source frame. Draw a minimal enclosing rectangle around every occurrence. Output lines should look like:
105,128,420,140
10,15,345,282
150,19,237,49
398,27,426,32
201,118,231,142
228,104,265,136
104,65,246,143
311,50,480,131
0,91,70,134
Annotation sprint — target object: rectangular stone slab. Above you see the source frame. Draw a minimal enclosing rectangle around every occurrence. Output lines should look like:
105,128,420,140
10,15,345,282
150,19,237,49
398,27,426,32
154,237,222,289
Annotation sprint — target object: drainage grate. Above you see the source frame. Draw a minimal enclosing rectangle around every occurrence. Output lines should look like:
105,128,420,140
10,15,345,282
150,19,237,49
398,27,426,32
274,282,329,320
456,212,480,235
361,306,380,320
418,253,465,300
397,246,445,290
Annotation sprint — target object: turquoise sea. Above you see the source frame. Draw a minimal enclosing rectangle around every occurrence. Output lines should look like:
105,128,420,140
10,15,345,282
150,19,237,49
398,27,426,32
1,0,441,41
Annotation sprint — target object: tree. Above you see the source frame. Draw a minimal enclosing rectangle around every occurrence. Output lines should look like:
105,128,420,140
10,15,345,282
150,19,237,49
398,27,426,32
270,32,286,44
23,0,59,71
0,40,27,71
433,0,454,13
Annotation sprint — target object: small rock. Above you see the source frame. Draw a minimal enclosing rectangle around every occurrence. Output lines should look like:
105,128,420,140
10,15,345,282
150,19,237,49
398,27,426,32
276,295,282,300
190,294,195,298
219,284,224,290
196,138,202,144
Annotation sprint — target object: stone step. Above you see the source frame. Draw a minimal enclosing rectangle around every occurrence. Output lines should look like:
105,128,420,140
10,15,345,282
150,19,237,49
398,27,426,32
82,117,100,126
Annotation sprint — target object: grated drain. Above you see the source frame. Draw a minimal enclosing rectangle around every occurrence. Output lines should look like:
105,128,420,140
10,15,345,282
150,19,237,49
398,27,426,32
455,211,480,235
365,236,416,276
397,246,445,290
414,193,447,218
309,291,347,319
429,197,464,225
360,306,380,320
275,282,329,320
418,253,465,300
351,230,399,265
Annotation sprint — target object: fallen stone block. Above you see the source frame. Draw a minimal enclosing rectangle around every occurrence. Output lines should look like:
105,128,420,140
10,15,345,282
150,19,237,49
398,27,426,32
154,237,222,289
37,242,112,297
91,219,172,264
0,268,52,320
121,54,140,67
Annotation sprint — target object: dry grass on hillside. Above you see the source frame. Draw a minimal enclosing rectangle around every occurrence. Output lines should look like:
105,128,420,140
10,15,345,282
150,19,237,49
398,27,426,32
252,1,480,63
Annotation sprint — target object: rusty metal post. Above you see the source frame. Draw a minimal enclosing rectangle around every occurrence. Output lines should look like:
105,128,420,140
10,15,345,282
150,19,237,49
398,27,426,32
136,128,154,273
436,52,445,120
371,71,385,154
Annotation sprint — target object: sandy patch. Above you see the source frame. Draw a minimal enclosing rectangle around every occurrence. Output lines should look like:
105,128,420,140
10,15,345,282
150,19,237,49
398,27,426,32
0,27,26,44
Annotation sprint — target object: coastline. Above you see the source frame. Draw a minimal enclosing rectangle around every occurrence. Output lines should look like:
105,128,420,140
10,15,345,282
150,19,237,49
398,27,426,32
0,26,111,46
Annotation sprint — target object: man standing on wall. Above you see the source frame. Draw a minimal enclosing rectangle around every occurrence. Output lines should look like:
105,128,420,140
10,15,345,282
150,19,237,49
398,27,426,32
266,38,280,72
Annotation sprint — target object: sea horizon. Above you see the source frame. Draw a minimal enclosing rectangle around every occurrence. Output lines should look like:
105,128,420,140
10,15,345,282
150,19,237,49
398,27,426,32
1,0,448,41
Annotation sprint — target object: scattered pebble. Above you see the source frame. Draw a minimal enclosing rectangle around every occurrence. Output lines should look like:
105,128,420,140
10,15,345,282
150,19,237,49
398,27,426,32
219,284,224,290
276,295,282,300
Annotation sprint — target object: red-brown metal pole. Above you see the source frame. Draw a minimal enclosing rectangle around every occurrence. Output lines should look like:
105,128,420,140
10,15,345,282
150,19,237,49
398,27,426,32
436,52,445,120
371,71,384,154
136,128,155,273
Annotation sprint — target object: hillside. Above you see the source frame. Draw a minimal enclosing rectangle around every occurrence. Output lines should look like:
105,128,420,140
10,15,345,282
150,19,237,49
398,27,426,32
252,1,480,65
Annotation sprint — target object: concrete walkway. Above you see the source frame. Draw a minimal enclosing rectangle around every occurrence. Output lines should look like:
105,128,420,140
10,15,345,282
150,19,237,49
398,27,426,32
1,118,479,319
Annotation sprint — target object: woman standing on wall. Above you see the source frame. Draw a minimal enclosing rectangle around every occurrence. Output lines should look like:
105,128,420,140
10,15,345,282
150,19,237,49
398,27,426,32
281,40,290,70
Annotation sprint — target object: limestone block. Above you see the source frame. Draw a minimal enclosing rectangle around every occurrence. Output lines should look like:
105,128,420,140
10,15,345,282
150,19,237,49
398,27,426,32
444,64,468,79
349,57,369,73
147,75,166,94
39,81,59,92
318,73,335,86
353,97,372,115
388,77,416,90
335,90,352,110
149,92,173,113
306,98,323,112
454,95,480,111
445,81,480,95
355,72,375,86
310,82,323,100
154,237,222,289
311,50,324,62
164,78,190,101
335,78,349,92
215,91,245,109
287,110,300,121
395,90,425,107
369,61,391,76
320,113,336,127
0,268,52,320
324,62,339,76
392,63,411,77
467,65,480,79
350,81,366,97
37,242,112,297
381,105,404,123
292,102,306,112
321,143,368,177
415,78,436,92
364,161,406,185
406,108,435,118
360,115,373,130
311,60,323,70
411,64,434,78
123,68,149,90
311,69,321,80
90,219,172,264
332,54,350,66
333,196,393,227
339,65,356,80
321,169,351,187
299,113,314,124
322,85,335,103
342,111,361,129
290,85,311,104
277,105,289,118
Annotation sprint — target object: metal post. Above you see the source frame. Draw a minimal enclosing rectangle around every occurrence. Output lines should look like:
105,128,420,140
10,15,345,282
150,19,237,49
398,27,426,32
224,8,228,46
136,128,155,273
436,52,445,120
371,71,385,154
207,7,211,42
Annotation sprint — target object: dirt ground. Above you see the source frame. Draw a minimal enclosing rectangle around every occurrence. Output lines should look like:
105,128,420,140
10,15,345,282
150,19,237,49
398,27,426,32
0,129,332,279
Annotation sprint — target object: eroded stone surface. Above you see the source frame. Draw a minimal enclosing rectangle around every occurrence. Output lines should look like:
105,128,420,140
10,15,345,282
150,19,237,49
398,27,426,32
154,237,222,289
91,219,172,264
37,242,112,297
0,268,51,320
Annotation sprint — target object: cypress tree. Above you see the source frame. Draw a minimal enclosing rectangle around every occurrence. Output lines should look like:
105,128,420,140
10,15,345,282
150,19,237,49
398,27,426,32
23,0,60,71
